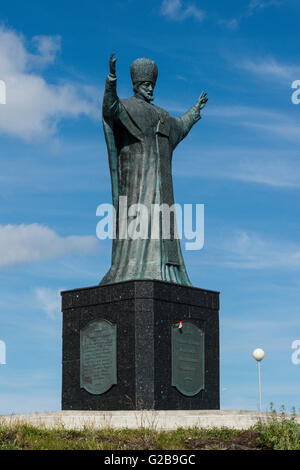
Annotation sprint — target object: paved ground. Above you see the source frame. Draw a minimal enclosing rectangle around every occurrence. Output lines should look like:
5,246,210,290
1,409,299,430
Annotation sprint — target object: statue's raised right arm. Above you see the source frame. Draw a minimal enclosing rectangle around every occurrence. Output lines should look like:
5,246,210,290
102,53,119,121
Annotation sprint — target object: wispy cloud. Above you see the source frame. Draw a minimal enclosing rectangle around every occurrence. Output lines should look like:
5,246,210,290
209,104,300,145
219,18,239,31
160,0,205,22
0,26,97,140
166,100,300,146
247,0,282,16
227,151,300,188
171,101,300,187
30,35,61,68
238,57,300,83
35,287,61,319
175,144,300,188
211,231,300,270
0,224,98,269
220,0,282,30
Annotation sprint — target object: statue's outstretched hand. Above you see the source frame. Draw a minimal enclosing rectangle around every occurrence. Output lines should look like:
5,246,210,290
109,53,117,76
196,92,208,110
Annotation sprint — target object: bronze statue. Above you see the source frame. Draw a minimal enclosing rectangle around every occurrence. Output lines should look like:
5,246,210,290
101,53,208,286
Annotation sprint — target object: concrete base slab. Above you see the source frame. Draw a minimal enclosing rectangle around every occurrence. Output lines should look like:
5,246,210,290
1,410,299,431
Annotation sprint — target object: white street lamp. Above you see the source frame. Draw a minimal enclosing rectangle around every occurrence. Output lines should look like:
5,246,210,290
252,348,265,412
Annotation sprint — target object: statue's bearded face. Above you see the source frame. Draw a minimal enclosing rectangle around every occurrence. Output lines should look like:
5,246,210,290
135,81,154,102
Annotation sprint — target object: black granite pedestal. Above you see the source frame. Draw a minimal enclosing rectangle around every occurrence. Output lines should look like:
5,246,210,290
61,280,220,410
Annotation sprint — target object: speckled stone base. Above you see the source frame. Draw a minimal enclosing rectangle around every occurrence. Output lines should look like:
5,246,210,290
61,280,220,410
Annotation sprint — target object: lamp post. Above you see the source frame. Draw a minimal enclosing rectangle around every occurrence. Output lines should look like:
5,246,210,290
252,348,265,412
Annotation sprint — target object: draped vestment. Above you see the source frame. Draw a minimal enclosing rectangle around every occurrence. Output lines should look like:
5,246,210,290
100,74,200,286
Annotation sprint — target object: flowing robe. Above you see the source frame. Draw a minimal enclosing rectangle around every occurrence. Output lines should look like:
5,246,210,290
100,74,201,286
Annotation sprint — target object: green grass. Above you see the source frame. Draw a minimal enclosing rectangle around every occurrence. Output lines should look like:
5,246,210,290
0,405,299,450
0,424,242,450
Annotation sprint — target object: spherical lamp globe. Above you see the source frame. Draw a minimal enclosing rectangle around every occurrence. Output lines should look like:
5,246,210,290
252,348,265,362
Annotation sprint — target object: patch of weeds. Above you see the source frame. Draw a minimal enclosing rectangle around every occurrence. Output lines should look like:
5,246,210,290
254,403,300,450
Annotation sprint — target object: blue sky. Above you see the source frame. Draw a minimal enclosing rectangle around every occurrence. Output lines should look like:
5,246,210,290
0,0,300,414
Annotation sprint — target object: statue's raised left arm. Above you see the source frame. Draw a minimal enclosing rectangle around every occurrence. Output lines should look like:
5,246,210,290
170,92,208,150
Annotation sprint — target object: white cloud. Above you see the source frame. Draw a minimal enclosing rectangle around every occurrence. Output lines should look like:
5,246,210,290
215,231,300,270
219,18,239,31
160,0,205,22
167,101,300,146
229,152,300,188
161,0,181,18
209,104,300,145
30,35,61,68
171,101,300,187
0,223,98,269
238,57,300,83
209,104,282,120
247,0,281,16
0,26,97,140
35,287,61,319
176,145,300,188
220,0,281,30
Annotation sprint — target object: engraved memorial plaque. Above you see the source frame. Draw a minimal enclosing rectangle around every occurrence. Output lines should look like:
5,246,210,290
172,322,205,396
80,319,117,395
